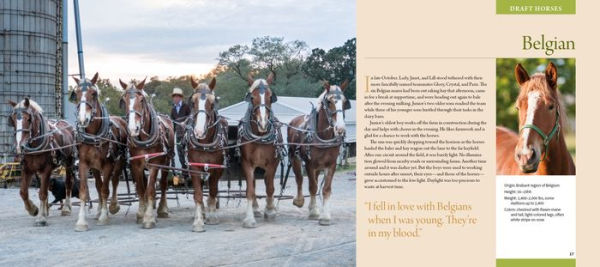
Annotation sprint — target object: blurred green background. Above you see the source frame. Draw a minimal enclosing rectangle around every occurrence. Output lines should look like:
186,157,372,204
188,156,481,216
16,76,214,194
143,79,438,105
496,58,576,161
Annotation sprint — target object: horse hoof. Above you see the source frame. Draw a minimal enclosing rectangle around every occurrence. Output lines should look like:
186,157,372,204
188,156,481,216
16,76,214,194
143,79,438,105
264,210,277,221
192,225,206,232
293,198,304,208
109,204,120,214
34,220,47,227
205,215,219,225
318,218,331,226
157,211,169,218
61,209,72,216
242,218,257,228
308,212,320,220
74,224,88,232
96,218,109,226
28,206,39,217
142,221,156,229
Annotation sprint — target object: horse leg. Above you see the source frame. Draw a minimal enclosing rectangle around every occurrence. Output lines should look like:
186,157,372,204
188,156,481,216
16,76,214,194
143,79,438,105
97,165,112,225
191,170,205,232
20,168,38,217
34,166,52,226
291,157,305,208
75,162,90,231
307,167,320,220
142,167,158,229
130,165,146,224
319,166,336,226
62,164,73,216
205,170,220,225
242,161,257,228
157,169,169,218
91,169,102,219
109,160,123,214
263,166,277,221
252,178,261,217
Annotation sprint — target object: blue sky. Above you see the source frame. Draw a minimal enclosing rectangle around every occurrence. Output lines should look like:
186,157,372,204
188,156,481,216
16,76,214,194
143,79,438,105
67,0,355,85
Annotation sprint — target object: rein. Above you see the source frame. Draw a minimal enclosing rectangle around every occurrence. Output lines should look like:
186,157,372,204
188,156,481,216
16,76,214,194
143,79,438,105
520,108,561,160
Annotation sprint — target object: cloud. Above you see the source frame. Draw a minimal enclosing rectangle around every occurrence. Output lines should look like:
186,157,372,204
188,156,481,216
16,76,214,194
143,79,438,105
67,0,355,82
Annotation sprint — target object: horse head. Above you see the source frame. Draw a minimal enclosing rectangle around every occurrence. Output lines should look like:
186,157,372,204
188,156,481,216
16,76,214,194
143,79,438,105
7,97,43,154
245,72,276,134
320,80,351,137
70,72,100,128
189,77,217,139
119,78,148,137
513,62,563,173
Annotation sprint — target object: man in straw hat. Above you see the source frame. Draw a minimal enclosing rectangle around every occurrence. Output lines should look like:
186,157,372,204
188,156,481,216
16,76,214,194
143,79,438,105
170,87,191,181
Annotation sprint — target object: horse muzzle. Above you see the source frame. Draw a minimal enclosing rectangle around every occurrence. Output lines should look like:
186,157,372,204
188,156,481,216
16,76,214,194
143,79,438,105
194,128,207,140
334,126,346,137
515,146,540,173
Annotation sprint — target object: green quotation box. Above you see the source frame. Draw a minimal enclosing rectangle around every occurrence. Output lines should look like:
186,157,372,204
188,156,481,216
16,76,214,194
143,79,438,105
497,0,576,14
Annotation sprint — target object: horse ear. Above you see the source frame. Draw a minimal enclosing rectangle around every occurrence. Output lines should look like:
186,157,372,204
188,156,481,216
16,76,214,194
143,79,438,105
24,97,30,108
209,77,216,91
323,81,330,91
190,76,199,89
73,76,80,84
90,72,99,85
247,73,254,86
136,77,147,90
8,100,17,107
266,72,275,85
340,79,349,91
515,64,530,86
119,79,128,90
545,62,558,89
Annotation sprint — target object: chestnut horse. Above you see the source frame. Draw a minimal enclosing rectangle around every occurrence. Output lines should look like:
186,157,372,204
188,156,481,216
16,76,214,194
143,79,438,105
238,72,283,228
70,73,128,231
7,98,76,226
288,81,350,225
496,62,575,175
119,79,175,229
185,77,228,232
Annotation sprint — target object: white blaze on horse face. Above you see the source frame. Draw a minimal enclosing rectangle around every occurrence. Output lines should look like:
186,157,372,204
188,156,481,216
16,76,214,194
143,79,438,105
521,91,541,154
334,97,346,136
78,90,88,124
16,118,23,153
127,98,138,135
195,98,207,138
259,92,267,130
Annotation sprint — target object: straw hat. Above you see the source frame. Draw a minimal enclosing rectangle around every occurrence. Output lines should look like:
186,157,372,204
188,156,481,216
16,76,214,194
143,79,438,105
171,87,184,97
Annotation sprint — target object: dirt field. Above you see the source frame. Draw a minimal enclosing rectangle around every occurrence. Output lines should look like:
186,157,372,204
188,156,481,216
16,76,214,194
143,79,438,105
0,171,356,267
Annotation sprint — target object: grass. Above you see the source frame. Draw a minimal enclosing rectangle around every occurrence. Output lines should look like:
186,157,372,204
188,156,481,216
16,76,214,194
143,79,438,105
564,132,576,164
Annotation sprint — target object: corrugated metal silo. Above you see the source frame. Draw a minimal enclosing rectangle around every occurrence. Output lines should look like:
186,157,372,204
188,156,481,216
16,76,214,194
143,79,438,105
0,0,64,157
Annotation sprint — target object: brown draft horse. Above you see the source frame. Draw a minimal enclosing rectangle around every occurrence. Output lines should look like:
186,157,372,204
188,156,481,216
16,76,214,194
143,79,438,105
496,62,575,175
119,79,175,229
185,77,228,232
238,72,282,228
7,98,77,226
70,73,128,231
288,81,350,225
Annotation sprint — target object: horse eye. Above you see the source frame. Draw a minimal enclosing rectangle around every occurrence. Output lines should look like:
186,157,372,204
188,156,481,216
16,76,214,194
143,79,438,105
549,104,554,110
515,106,519,111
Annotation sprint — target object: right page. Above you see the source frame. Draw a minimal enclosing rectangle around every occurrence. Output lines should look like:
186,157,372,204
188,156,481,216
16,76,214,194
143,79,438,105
356,1,599,266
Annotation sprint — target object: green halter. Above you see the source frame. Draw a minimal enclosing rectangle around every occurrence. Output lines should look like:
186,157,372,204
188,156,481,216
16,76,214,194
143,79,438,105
520,108,560,161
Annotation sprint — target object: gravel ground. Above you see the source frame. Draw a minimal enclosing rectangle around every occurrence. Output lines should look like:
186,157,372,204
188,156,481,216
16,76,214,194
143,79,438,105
0,171,356,267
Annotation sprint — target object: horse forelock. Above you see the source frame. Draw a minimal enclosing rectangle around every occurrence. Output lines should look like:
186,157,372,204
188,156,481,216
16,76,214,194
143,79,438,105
76,79,101,96
249,79,268,93
192,84,215,107
16,99,43,114
317,85,344,110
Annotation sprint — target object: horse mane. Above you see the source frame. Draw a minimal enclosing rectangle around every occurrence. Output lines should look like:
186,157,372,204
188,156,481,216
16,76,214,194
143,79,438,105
517,73,567,130
248,79,268,93
16,99,43,113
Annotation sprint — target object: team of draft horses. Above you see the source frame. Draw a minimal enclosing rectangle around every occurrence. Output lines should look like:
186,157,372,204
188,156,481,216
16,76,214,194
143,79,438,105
7,71,351,232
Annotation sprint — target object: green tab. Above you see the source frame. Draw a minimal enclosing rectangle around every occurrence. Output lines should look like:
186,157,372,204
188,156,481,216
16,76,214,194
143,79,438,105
496,0,576,14
496,258,576,267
